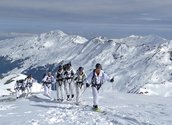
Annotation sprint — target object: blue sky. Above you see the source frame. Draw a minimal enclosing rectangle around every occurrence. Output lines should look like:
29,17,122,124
0,0,172,39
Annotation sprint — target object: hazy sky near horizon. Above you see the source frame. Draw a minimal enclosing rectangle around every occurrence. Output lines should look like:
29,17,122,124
0,0,172,38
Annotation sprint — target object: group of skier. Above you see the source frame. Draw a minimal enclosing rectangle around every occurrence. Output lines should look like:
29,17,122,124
14,74,35,98
15,63,114,110
42,63,87,105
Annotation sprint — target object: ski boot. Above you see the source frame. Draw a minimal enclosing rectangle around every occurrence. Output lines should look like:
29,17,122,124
67,95,70,101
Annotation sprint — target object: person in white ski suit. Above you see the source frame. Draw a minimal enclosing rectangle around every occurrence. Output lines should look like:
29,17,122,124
74,67,87,105
14,79,26,99
86,63,114,110
56,65,65,102
24,74,35,96
63,63,75,101
42,72,55,100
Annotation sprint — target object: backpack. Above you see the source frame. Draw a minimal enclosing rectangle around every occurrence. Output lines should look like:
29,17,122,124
64,69,74,79
16,79,26,91
56,71,63,81
75,71,86,83
63,62,72,71
91,69,104,90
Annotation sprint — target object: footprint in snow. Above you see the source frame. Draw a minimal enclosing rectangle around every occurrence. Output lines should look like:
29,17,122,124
31,120,40,125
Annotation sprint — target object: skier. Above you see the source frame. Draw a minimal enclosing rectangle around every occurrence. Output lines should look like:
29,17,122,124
24,74,35,97
74,67,87,105
42,72,55,100
63,63,75,101
56,65,65,102
14,79,26,99
86,63,114,111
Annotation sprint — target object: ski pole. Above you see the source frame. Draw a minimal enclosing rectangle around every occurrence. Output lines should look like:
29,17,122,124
78,87,87,100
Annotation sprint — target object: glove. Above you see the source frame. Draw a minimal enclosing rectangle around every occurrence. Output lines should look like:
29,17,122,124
86,83,90,87
74,77,77,81
110,78,114,83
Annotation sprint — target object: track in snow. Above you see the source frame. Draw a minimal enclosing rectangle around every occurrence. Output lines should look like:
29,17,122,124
0,91,171,125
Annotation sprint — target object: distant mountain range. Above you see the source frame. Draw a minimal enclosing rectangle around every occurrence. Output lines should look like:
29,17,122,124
0,30,172,96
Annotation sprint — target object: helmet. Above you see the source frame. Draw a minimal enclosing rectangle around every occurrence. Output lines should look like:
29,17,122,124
58,65,63,70
95,63,102,69
78,67,84,72
48,72,51,76
66,63,71,70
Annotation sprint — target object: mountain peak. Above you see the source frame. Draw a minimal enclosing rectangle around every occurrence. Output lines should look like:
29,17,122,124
39,30,67,39
90,36,108,43
49,30,67,36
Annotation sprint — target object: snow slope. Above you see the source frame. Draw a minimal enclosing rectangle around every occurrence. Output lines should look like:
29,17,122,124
139,81,172,97
0,90,171,125
0,30,172,96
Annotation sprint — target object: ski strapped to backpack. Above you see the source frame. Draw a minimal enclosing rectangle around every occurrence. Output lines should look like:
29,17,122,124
91,69,104,91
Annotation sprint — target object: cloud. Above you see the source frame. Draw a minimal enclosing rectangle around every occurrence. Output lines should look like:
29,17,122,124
0,0,172,23
139,17,162,21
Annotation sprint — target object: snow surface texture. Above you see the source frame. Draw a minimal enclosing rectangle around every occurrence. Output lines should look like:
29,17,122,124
0,91,171,125
0,30,172,96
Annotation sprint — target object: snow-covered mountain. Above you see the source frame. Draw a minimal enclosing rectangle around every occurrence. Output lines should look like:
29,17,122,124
1,30,172,97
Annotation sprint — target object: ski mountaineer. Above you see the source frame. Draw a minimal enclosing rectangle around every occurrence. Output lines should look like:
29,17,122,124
24,74,35,97
63,63,75,101
86,63,114,111
73,67,87,105
42,72,55,100
56,65,65,102
14,79,26,99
